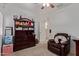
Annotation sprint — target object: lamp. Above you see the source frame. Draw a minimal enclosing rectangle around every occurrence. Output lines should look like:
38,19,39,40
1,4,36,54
43,3,50,7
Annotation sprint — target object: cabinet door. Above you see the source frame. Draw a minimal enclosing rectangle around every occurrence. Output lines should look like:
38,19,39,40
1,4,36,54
76,43,79,56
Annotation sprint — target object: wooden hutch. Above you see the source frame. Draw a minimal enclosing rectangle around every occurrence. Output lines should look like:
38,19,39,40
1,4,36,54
73,40,79,56
13,16,36,51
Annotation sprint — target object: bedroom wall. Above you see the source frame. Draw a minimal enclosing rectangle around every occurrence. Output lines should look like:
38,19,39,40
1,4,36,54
49,4,79,38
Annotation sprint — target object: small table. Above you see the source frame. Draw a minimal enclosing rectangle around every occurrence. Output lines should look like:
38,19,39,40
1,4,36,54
73,39,79,56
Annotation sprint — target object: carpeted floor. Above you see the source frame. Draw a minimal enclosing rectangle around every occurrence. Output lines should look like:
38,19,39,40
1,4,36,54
13,42,75,56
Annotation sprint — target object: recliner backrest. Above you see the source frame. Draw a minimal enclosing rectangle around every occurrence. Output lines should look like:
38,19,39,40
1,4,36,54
54,33,69,40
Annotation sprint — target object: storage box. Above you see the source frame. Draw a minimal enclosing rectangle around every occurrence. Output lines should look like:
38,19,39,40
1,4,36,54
2,44,13,56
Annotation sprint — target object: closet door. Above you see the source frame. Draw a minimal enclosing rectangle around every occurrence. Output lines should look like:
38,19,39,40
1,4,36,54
0,12,3,55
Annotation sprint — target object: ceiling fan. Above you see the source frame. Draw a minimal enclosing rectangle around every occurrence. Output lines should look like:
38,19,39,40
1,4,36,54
41,3,55,9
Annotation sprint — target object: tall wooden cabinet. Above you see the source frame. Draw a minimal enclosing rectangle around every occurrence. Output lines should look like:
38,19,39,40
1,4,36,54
73,40,79,56
13,16,36,51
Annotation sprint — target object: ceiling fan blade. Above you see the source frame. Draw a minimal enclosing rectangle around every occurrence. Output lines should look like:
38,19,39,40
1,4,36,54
41,6,44,9
50,4,55,8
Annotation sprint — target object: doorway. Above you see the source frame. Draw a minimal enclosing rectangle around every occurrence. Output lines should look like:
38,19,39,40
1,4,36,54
0,12,3,55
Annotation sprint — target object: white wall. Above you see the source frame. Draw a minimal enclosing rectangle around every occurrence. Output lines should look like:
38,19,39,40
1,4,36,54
49,4,79,38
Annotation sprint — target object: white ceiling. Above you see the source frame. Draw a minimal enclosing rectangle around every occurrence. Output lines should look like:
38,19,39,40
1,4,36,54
0,3,72,17
16,3,71,13
2,3,71,14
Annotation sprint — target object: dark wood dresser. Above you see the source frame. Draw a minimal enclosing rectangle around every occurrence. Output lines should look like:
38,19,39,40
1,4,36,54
13,16,36,51
73,40,79,56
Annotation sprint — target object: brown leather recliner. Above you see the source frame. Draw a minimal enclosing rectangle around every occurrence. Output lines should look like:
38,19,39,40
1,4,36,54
48,33,71,56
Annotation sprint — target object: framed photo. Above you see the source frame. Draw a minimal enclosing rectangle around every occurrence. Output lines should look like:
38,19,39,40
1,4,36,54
3,36,13,44
5,27,13,36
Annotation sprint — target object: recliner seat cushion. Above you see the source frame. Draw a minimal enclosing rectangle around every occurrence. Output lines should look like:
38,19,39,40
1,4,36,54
54,35,67,43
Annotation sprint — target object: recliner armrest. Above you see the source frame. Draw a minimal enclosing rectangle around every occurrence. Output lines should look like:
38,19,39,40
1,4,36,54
48,39,55,43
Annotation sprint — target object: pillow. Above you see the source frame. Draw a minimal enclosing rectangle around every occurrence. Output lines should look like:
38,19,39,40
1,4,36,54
54,35,67,43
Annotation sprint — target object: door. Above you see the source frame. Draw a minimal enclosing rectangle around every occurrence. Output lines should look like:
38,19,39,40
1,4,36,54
0,12,3,55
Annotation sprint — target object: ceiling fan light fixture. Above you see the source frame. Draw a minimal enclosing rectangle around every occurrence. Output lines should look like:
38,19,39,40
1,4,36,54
43,3,50,7
41,3,55,9
43,3,46,7
47,3,50,7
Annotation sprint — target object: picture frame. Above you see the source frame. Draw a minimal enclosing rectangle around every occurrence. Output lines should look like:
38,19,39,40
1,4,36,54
5,27,13,36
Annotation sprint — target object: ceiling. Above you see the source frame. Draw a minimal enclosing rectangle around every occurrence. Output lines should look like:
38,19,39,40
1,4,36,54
0,3,72,16
3,3,71,12
19,3,71,11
